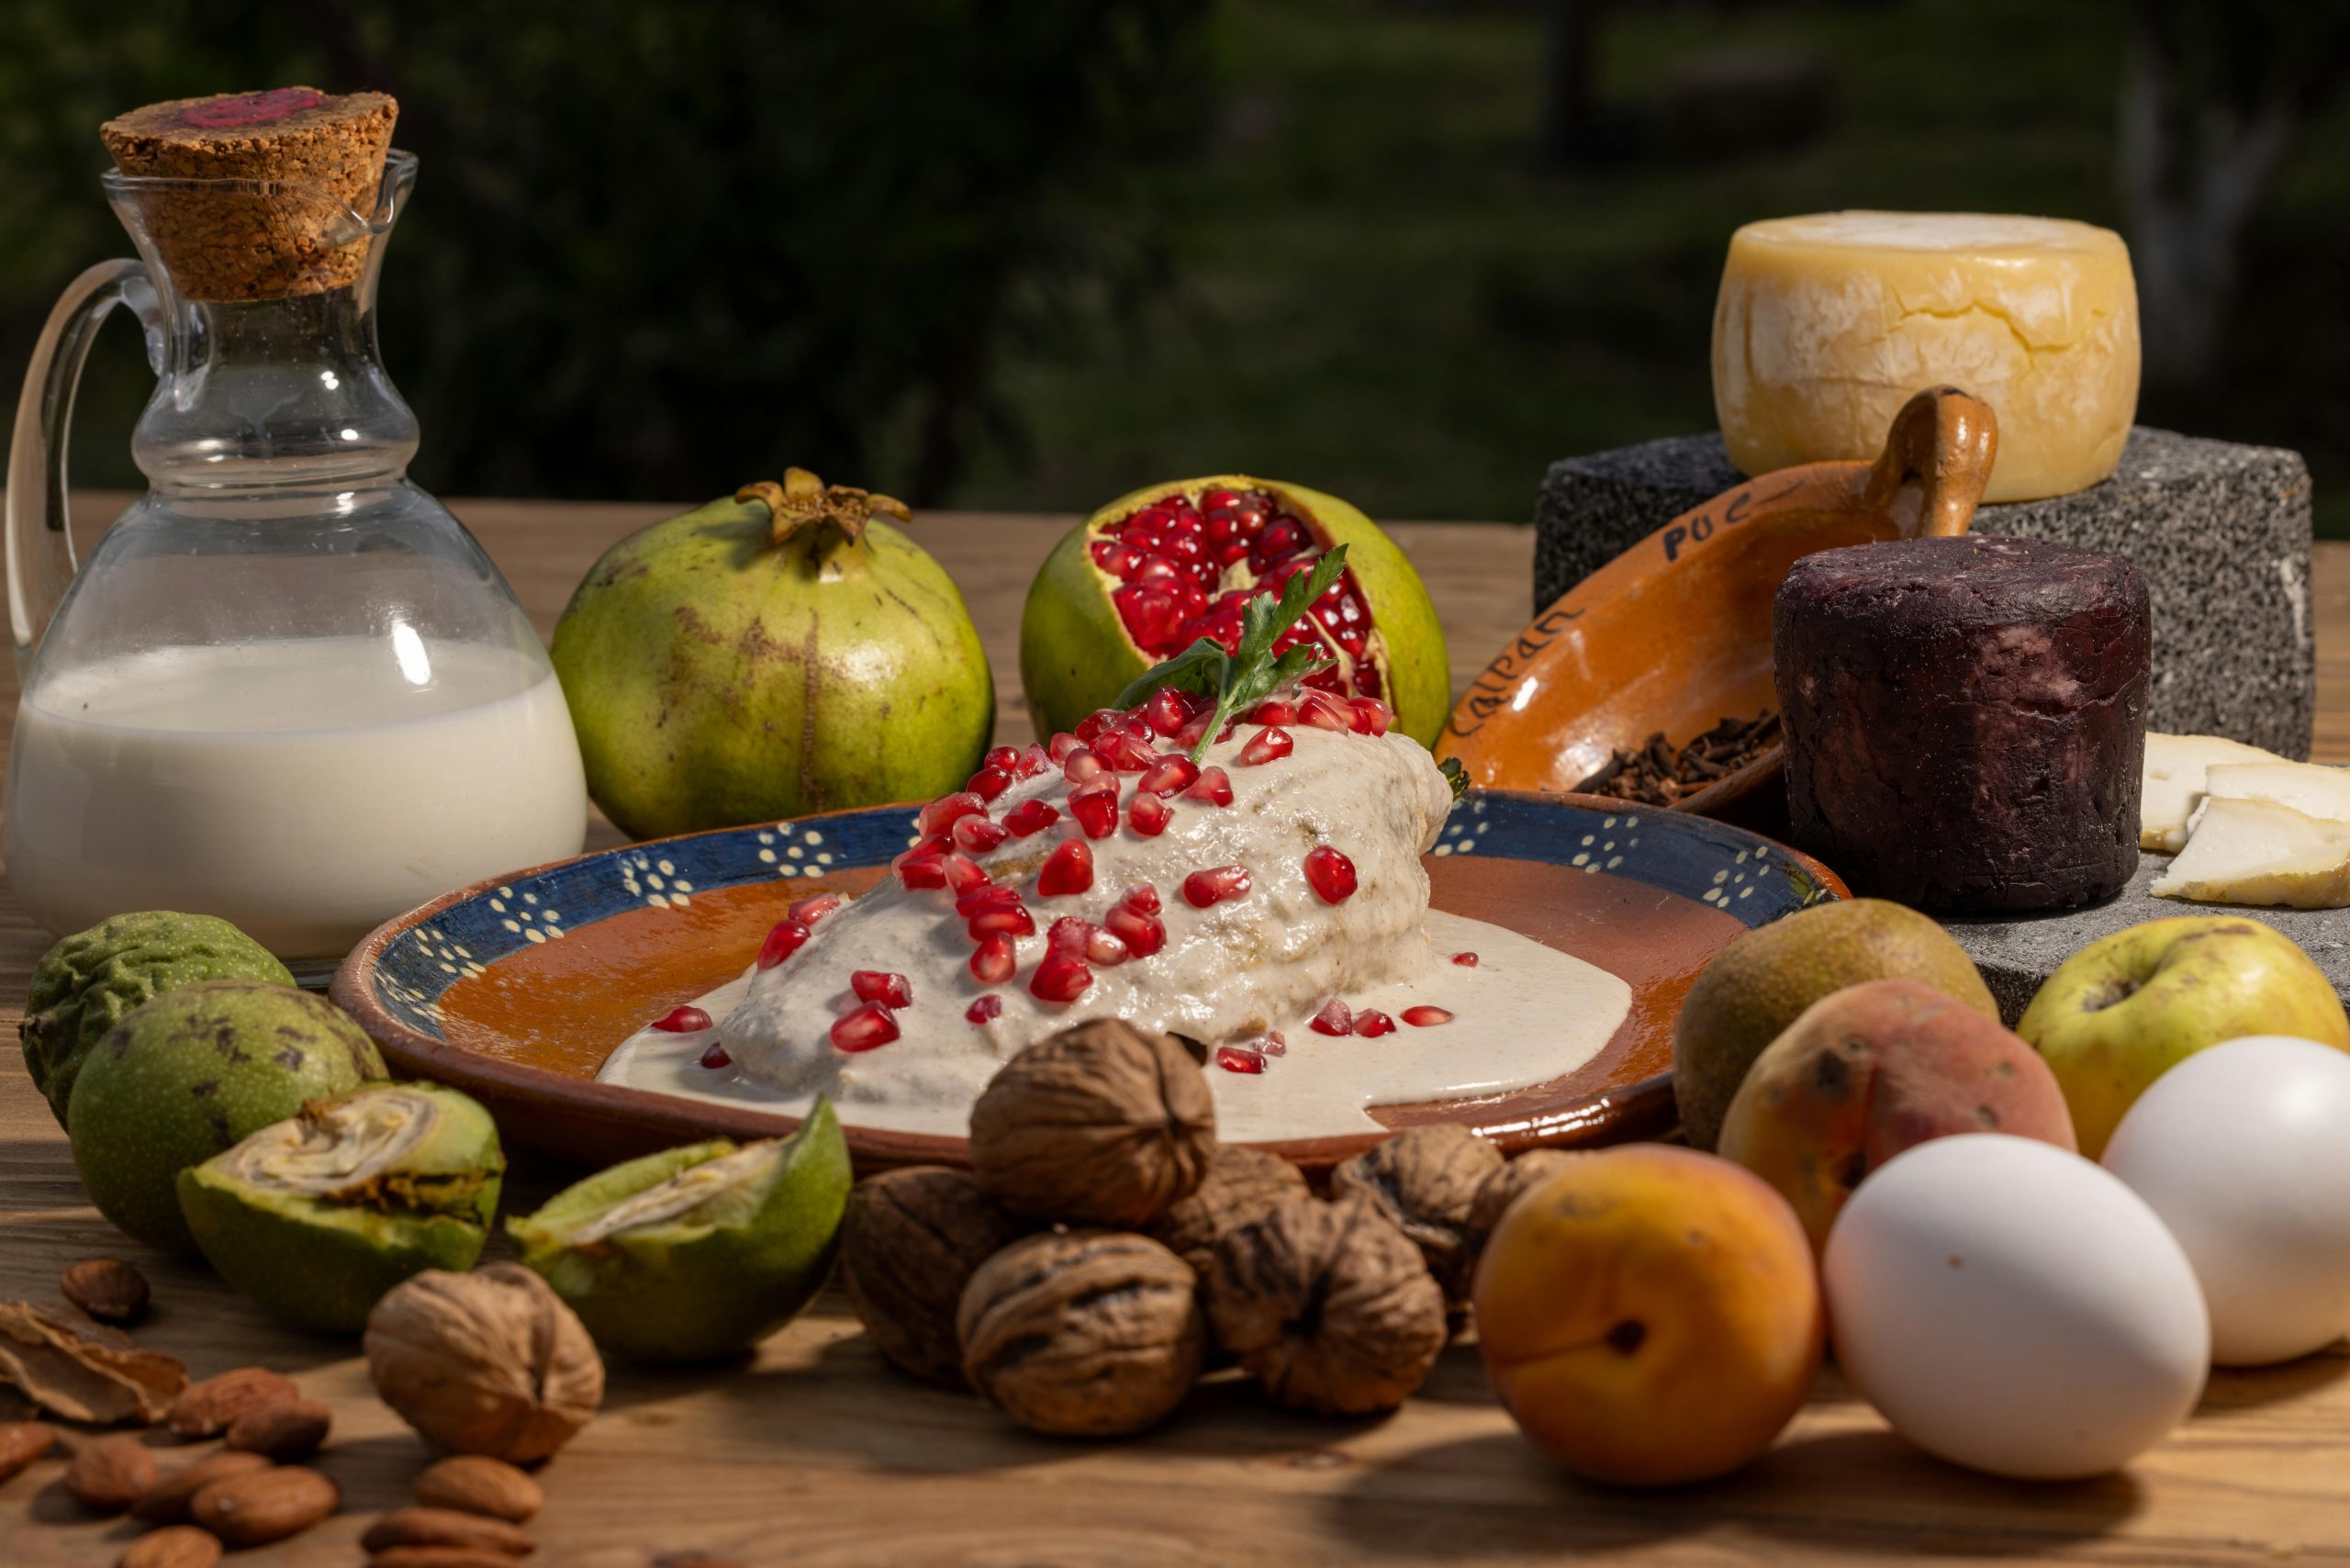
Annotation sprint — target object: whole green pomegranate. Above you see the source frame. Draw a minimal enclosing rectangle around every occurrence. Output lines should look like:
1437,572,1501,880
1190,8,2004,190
553,471,993,838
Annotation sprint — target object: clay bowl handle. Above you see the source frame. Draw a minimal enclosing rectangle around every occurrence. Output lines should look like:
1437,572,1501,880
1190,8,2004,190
1863,385,1998,540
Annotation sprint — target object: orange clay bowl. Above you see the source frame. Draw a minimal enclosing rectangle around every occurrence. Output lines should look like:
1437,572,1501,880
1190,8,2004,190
331,792,1847,1175
1438,386,1998,822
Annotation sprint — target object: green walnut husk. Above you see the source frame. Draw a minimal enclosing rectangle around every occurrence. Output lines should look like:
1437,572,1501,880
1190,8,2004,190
508,1100,850,1363
180,1083,506,1334
68,980,386,1257
21,912,295,1127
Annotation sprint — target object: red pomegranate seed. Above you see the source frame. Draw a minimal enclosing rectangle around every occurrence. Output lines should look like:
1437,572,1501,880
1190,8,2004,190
1003,799,1060,836
1184,766,1235,806
957,883,1024,915
1128,791,1172,836
1016,744,1054,778
653,1004,713,1034
919,791,986,835
1258,1030,1288,1057
1298,691,1351,731
953,814,1010,853
984,745,1020,773
1304,846,1359,903
757,918,811,969
1138,756,1199,796
1349,698,1393,736
968,903,1035,939
966,993,1004,1025
1091,539,1147,578
1095,730,1158,772
1356,1010,1397,1037
1063,746,1106,783
1046,915,1094,953
1183,865,1252,908
895,854,947,890
1309,999,1353,1036
966,765,1013,802
1246,699,1296,725
1102,902,1165,958
943,854,989,894
852,970,912,1007
1121,881,1161,913
1175,711,1216,751
1030,951,1093,1002
1238,727,1293,766
1452,951,1480,967
1087,927,1131,966
1257,515,1310,560
1214,1046,1266,1074
1402,1005,1454,1027
788,892,843,924
831,1002,901,1052
1037,839,1094,897
1143,687,1199,736
970,933,1016,984
1076,709,1120,745
699,1042,733,1070
1069,778,1121,838
1047,732,1081,763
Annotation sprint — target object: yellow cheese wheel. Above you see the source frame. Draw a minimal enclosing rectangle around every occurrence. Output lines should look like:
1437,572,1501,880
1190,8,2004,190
1711,212,2140,502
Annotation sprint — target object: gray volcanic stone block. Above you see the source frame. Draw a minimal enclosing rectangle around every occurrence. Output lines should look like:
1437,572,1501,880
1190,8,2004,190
1943,855,2350,1025
1533,427,2314,759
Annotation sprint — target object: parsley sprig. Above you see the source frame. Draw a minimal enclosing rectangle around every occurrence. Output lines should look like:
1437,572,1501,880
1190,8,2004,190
1113,545,1348,762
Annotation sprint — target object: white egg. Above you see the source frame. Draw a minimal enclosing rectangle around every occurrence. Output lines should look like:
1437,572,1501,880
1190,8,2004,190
1823,1134,2208,1480
2102,1035,2350,1366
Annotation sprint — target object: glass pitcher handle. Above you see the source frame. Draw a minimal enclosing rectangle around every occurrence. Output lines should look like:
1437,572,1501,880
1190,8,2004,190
6,258,154,676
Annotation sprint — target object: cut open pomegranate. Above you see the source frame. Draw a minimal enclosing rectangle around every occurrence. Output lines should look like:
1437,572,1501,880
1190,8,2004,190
1091,486,1393,703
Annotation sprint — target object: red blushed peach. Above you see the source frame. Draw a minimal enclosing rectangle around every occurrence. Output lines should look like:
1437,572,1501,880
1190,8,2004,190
1472,1145,1822,1486
1718,978,2076,1252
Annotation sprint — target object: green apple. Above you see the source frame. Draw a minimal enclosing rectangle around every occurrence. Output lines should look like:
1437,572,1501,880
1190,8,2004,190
2020,916,2348,1157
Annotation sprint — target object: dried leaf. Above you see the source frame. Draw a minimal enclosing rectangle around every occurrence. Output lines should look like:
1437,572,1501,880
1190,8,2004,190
0,1300,187,1424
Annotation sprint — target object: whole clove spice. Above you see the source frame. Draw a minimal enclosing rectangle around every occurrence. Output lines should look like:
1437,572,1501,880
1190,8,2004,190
1574,711,1782,806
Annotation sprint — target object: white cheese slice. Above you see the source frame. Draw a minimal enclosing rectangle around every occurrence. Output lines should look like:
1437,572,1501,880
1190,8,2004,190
2202,759,2350,825
2152,796,2350,910
2141,732,2288,853
1711,211,2139,501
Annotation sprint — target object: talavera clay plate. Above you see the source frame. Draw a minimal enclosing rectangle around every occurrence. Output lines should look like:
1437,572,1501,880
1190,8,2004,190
331,791,1845,1173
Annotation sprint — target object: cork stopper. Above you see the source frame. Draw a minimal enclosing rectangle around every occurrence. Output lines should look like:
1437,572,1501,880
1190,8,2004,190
100,87,398,302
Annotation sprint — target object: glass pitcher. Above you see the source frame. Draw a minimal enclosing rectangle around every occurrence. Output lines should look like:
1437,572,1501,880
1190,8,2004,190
6,150,587,970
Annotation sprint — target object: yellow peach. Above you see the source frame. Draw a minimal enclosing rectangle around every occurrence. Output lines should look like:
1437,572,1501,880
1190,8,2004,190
1473,1145,1822,1485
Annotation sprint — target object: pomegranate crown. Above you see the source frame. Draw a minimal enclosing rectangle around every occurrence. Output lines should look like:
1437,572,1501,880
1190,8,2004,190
1113,545,1347,762
735,468,912,549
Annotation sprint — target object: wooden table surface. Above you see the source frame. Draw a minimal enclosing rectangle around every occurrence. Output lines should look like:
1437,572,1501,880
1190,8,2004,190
4,498,2350,1567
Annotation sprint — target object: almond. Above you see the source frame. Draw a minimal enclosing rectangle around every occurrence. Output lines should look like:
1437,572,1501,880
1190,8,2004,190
190,1463,338,1546
166,1368,299,1439
65,1433,158,1513
0,1421,56,1484
413,1455,542,1522
119,1523,223,1568
362,1506,534,1556
61,1258,151,1327
368,1550,531,1568
224,1397,330,1461
132,1450,272,1523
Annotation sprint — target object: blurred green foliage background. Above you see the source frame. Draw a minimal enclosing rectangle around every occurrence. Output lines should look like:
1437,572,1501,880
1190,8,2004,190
3,0,2344,528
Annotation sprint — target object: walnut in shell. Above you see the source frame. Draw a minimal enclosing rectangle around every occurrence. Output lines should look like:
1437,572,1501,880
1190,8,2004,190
1206,1195,1447,1417
957,1231,1204,1437
1462,1149,1583,1267
1147,1146,1310,1280
968,1020,1215,1227
1328,1125,1505,1300
839,1167,1025,1386
363,1264,603,1464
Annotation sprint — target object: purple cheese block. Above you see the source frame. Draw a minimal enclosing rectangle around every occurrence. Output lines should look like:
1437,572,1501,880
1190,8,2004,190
1774,535,2152,912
